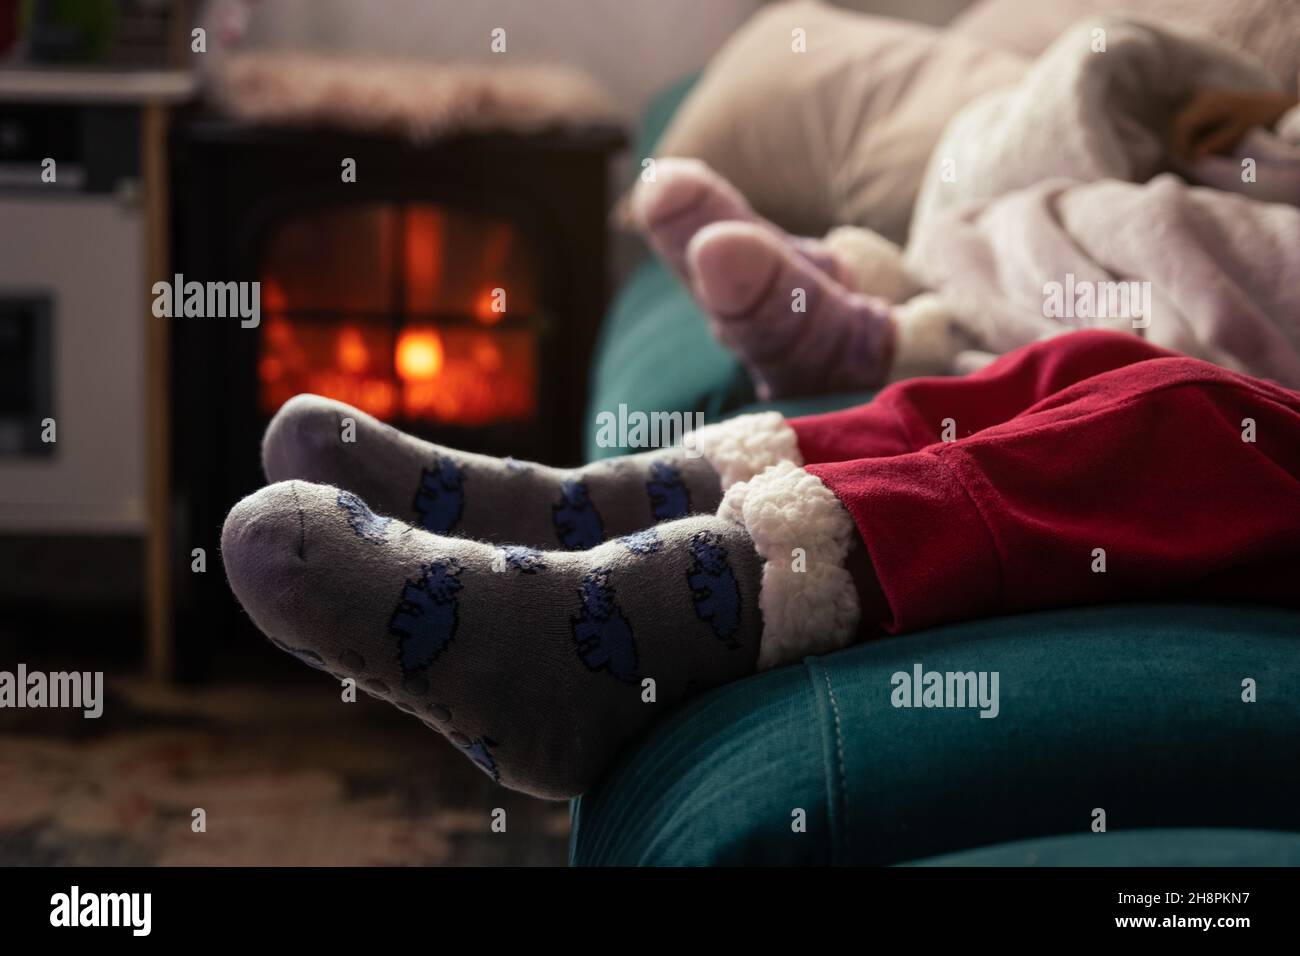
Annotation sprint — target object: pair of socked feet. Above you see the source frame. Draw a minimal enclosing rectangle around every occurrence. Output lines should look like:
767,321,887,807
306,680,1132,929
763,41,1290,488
630,158,944,397
223,162,921,799
224,399,784,799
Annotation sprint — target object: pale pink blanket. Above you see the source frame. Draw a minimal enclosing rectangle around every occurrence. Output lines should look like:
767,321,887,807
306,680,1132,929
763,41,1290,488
905,17,1300,385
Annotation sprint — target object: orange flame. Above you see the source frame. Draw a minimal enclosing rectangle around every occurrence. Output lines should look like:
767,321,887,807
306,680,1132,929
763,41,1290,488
395,327,444,381
336,326,369,373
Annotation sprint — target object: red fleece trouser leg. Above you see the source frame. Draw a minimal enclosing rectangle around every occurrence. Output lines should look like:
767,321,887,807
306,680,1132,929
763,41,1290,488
787,331,1300,635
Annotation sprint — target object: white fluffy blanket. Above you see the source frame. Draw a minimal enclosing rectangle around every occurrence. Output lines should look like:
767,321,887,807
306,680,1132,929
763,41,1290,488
904,17,1300,384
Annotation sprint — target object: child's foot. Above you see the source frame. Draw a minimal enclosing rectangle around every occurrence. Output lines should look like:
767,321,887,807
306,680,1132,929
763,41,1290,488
631,158,844,287
262,396,725,548
687,221,896,400
221,480,764,798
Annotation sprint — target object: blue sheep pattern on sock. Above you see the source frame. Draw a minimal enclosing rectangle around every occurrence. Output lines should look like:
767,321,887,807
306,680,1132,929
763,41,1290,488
552,478,605,550
388,560,463,675
619,528,662,555
687,531,742,647
413,455,465,533
647,460,691,521
571,567,637,682
337,490,391,544
499,545,547,573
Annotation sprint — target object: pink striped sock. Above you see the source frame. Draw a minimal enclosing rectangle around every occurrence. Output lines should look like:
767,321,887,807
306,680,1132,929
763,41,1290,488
631,158,843,288
687,222,896,400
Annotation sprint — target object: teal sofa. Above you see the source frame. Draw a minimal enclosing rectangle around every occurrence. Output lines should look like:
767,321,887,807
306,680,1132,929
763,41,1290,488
568,79,1300,866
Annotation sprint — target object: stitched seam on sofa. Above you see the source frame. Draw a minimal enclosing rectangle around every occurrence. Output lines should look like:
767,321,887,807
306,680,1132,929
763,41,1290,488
804,657,845,865
822,665,849,856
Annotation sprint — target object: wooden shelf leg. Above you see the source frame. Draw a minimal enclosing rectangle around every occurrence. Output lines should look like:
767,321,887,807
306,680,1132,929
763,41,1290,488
143,102,173,682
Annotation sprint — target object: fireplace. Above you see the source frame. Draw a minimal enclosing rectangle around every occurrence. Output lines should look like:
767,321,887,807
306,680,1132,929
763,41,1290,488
169,118,624,676
257,202,540,427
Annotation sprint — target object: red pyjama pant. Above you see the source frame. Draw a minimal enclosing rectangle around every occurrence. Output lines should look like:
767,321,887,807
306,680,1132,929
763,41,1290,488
787,330,1300,636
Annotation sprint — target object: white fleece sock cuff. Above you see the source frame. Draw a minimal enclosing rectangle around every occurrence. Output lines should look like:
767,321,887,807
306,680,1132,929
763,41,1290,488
718,461,860,670
686,411,802,490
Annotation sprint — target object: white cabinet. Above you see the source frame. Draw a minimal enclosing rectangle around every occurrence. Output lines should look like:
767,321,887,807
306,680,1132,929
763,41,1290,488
0,195,147,532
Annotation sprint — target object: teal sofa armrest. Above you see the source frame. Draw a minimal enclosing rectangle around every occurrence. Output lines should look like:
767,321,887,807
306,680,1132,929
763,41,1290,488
570,604,1300,866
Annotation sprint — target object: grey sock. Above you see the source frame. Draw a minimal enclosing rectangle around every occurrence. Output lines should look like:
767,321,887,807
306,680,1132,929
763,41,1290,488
261,395,723,549
221,480,763,798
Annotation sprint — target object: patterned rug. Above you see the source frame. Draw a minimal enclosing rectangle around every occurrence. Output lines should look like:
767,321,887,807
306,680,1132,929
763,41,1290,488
0,673,569,866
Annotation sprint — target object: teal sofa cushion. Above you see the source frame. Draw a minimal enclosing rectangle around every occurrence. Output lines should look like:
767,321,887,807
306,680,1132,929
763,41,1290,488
570,604,1300,865
638,72,698,158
